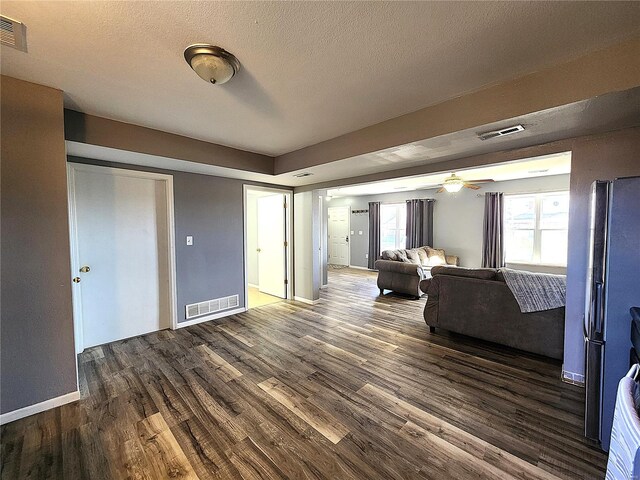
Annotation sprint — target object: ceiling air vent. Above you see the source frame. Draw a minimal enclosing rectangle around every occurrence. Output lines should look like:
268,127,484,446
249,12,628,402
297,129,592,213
478,124,525,141
1,16,27,52
293,172,313,178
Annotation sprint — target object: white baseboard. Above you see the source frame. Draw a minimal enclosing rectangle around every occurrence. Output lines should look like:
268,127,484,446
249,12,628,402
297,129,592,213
348,265,372,271
176,307,247,329
294,296,320,305
0,390,80,425
561,369,585,387
248,283,258,289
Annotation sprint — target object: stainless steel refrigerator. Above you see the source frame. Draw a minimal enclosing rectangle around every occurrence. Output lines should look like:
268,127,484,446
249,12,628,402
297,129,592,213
584,176,640,451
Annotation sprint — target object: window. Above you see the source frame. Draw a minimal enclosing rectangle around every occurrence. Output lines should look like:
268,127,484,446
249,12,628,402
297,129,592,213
504,191,569,266
380,203,406,253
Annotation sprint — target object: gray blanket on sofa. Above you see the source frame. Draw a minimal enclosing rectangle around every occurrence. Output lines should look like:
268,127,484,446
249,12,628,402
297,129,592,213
500,268,566,313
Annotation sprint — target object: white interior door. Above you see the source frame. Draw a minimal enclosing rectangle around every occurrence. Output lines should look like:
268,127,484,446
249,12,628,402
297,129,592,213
257,194,286,298
71,166,171,349
328,206,350,266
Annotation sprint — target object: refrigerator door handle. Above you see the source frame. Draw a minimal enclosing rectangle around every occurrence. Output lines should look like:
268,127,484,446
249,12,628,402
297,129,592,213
594,281,604,335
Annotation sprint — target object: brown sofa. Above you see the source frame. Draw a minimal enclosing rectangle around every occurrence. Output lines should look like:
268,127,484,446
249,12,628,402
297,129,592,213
421,266,565,359
374,246,459,298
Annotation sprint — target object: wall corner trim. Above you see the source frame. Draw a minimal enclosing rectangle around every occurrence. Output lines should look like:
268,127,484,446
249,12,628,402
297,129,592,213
294,296,321,305
174,307,246,329
0,390,81,425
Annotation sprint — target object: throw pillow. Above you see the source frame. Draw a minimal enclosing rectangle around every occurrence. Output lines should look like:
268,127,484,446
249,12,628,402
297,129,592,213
417,248,429,266
426,247,446,266
406,249,421,264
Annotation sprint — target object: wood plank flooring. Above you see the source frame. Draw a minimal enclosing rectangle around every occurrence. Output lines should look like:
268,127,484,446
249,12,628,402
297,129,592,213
1,268,607,479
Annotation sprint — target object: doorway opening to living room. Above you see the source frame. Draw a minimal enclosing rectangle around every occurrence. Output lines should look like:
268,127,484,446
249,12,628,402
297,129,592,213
244,186,293,309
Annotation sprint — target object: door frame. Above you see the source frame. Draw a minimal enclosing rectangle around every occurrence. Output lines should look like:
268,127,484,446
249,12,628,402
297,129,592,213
327,205,351,266
243,185,293,307
67,162,179,354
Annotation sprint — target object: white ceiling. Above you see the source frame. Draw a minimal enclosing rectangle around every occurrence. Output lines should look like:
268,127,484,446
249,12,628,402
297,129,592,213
2,1,639,156
326,152,572,197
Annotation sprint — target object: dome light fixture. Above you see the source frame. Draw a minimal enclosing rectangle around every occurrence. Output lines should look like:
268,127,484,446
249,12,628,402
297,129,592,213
184,44,240,85
442,173,464,193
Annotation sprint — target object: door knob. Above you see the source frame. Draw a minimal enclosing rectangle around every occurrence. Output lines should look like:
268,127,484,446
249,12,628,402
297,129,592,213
80,265,91,273
257,248,261,253
72,277,81,283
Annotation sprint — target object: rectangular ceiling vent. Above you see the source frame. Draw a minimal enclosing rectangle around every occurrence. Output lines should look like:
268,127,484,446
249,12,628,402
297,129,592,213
185,294,240,320
293,172,313,178
1,16,27,52
478,124,525,141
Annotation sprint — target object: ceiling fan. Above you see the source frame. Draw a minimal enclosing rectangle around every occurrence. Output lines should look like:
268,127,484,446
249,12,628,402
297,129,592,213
437,173,495,193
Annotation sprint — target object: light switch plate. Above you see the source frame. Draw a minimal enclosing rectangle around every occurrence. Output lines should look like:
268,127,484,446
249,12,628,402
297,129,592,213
186,236,193,246
358,230,363,235
350,230,354,235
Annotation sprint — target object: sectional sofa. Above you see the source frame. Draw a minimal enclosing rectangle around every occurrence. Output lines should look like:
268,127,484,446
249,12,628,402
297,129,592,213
421,266,565,359
374,246,459,298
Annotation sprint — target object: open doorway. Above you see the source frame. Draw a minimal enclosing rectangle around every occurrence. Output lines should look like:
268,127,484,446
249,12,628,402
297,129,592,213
244,186,293,309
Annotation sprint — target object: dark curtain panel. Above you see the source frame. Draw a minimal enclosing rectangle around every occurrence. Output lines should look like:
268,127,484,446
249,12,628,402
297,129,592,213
405,199,434,249
482,192,505,268
368,202,381,269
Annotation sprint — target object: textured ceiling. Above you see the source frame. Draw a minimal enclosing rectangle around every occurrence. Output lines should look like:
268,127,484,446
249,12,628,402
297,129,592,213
2,1,639,156
65,86,640,188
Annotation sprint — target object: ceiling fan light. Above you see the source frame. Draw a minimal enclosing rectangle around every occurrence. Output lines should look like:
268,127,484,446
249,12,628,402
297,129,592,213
442,173,464,193
184,45,240,85
443,182,463,193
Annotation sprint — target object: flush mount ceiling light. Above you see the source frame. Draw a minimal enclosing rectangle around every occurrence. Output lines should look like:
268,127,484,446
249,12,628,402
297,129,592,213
184,44,240,85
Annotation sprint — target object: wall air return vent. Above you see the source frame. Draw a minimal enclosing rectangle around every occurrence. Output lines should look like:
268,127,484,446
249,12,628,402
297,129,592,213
478,124,525,141
185,294,240,320
1,16,27,52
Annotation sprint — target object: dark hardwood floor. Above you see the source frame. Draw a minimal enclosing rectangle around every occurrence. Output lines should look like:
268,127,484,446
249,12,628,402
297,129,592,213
1,268,606,479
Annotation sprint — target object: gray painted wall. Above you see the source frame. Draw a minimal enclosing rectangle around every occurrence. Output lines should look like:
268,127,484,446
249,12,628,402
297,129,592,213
69,157,286,323
326,174,570,270
173,173,246,320
563,128,640,379
1,77,78,414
